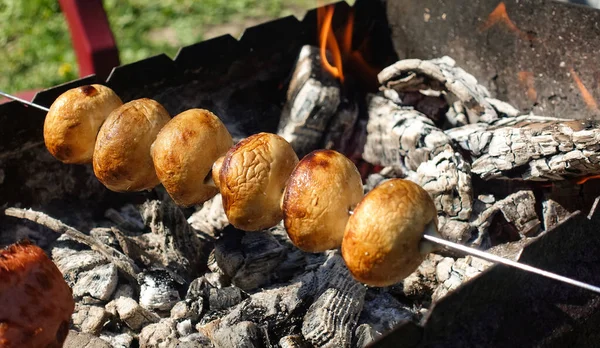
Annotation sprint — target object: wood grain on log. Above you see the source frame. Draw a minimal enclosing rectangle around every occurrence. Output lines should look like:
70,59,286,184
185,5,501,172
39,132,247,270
363,95,473,226
378,56,499,125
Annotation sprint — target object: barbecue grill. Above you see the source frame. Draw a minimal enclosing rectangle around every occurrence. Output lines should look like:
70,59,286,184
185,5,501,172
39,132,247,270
1,1,600,347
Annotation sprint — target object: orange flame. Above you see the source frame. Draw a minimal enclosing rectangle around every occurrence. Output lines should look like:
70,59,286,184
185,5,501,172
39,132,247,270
569,68,599,111
318,5,344,82
518,71,537,102
479,2,535,42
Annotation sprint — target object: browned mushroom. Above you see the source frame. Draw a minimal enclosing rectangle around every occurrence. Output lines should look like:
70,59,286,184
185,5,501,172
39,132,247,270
341,178,438,287
219,132,299,231
93,98,171,192
43,84,123,164
282,149,363,252
151,109,233,206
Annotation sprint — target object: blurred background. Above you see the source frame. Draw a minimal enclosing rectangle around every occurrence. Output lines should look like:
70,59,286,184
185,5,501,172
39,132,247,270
0,0,340,94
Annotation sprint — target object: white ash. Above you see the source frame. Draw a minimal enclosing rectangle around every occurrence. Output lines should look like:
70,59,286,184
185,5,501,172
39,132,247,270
378,56,499,125
188,194,229,238
63,331,112,348
138,269,182,313
358,291,416,334
279,335,309,348
354,324,380,348
432,255,493,302
208,287,245,311
72,263,118,302
138,319,179,348
113,297,160,331
98,332,134,348
363,94,473,225
72,304,111,335
213,229,286,291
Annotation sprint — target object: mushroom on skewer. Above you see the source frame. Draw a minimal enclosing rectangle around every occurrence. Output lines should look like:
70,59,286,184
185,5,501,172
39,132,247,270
93,98,171,192
43,84,122,164
282,149,363,252
219,132,299,231
342,178,440,287
151,109,233,206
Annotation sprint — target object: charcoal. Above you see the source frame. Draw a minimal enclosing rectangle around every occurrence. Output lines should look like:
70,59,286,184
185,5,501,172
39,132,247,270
542,197,573,231
138,269,182,313
354,324,380,348
178,333,214,347
446,116,600,181
186,275,220,302
139,199,208,280
99,332,135,348
278,45,342,157
72,263,119,301
63,331,112,348
113,283,135,300
72,304,111,335
210,321,263,348
358,291,416,334
214,229,286,291
322,96,359,154
187,194,229,238
115,297,160,331
378,56,498,125
170,300,202,322
105,204,146,232
176,319,194,337
301,271,366,348
208,287,244,311
432,255,493,301
279,335,309,348
53,245,107,281
138,318,179,348
402,253,444,300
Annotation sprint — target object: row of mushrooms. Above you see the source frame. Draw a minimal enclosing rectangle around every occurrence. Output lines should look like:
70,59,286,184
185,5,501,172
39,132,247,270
43,84,442,287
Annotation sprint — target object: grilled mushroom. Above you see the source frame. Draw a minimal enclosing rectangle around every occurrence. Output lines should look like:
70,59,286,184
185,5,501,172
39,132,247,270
341,178,438,287
219,132,299,231
44,84,122,164
93,98,171,192
283,149,363,252
151,109,232,206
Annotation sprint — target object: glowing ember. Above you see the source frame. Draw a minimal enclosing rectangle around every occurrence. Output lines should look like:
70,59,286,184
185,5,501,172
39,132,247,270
518,71,537,102
479,2,535,42
569,68,599,111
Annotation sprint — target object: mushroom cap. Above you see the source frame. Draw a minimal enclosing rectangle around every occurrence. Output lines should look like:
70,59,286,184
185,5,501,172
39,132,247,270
43,84,123,164
93,98,171,192
341,178,438,287
220,132,299,231
212,155,225,188
151,109,232,206
283,149,363,252
0,241,74,348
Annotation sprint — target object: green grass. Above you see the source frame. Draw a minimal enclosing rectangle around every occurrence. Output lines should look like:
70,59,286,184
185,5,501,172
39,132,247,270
0,0,325,94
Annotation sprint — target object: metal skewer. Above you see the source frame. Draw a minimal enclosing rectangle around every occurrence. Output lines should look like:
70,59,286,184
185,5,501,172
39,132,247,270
0,90,50,112
423,233,600,294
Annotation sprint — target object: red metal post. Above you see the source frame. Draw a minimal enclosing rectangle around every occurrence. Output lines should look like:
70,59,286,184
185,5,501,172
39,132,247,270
58,0,120,80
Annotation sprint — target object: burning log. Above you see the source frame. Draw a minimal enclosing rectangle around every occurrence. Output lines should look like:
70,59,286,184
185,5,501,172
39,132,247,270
362,94,474,241
378,56,509,126
277,45,358,157
447,116,600,181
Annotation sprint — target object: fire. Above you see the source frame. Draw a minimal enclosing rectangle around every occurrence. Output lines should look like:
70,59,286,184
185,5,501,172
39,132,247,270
569,68,599,111
518,71,537,102
316,4,380,89
479,2,535,42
